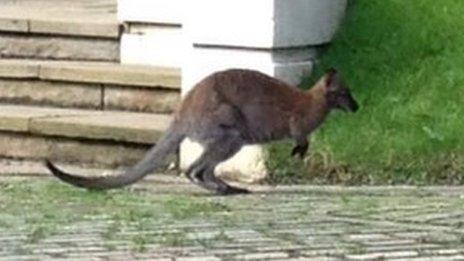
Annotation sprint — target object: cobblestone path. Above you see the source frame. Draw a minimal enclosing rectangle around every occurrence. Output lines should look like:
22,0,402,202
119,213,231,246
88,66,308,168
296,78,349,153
0,175,463,260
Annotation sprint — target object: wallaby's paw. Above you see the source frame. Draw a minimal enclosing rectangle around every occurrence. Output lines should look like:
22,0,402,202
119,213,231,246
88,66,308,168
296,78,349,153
291,145,308,159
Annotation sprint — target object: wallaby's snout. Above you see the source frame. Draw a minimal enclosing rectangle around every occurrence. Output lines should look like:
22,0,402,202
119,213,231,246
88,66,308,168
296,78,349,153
330,89,359,113
342,91,359,113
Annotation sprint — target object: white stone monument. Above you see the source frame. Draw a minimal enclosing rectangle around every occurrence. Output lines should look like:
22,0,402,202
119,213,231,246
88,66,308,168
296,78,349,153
118,0,348,183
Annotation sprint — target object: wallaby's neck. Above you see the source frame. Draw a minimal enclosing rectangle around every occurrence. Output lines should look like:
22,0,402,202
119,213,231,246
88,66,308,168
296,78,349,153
302,82,331,130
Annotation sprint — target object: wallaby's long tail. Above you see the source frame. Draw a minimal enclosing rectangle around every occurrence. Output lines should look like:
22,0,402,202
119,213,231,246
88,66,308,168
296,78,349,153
45,123,185,189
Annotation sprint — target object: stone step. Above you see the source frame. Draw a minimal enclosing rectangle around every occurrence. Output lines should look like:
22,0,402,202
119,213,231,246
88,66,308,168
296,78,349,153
0,23,120,61
0,0,119,61
0,59,181,113
0,18,119,39
0,104,173,167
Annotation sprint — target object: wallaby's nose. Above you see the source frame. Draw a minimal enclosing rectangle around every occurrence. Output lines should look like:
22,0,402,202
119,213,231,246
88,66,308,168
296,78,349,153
351,100,359,112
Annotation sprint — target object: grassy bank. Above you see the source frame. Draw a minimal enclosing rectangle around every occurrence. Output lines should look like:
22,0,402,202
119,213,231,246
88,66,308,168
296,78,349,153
267,0,464,185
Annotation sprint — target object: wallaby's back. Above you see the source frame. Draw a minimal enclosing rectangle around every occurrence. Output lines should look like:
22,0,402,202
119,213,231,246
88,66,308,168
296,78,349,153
180,69,312,142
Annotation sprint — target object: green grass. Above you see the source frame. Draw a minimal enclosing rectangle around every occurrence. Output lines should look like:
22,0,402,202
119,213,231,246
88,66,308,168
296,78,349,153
0,181,229,219
267,0,464,185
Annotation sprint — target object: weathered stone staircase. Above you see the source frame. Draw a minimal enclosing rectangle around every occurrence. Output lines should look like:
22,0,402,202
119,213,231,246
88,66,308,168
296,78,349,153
0,0,180,168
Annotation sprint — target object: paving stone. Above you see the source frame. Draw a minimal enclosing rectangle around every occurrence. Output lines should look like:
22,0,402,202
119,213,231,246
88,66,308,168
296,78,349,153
207,248,246,255
394,256,464,261
345,251,419,260
362,239,416,246
300,249,346,257
233,252,289,260
393,231,431,239
346,233,392,241
432,216,464,227
420,248,464,256
294,258,341,261
0,256,48,261
176,257,221,261
364,243,440,253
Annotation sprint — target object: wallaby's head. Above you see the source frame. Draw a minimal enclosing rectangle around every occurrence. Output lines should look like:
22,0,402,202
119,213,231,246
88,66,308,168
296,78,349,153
322,68,359,112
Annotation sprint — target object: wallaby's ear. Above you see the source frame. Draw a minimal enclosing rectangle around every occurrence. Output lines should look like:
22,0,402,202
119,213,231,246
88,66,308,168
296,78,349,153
327,67,337,75
324,68,338,87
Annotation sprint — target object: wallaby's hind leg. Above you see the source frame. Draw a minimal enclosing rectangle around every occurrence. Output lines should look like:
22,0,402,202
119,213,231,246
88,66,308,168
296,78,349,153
185,131,249,195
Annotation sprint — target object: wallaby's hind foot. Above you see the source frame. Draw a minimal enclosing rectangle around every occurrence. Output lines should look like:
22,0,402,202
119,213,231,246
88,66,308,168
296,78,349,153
185,157,250,195
187,166,250,195
199,178,250,195
220,185,250,195
199,170,251,196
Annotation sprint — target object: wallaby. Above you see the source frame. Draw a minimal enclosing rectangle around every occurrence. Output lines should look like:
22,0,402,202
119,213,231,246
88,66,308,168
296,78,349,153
46,68,359,195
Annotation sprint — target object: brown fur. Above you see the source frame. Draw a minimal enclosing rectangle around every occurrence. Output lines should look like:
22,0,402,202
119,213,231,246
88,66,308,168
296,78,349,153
46,68,358,195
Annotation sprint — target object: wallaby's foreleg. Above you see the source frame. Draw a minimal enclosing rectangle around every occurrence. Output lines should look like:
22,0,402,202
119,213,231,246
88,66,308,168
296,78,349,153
290,118,310,159
291,137,309,159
